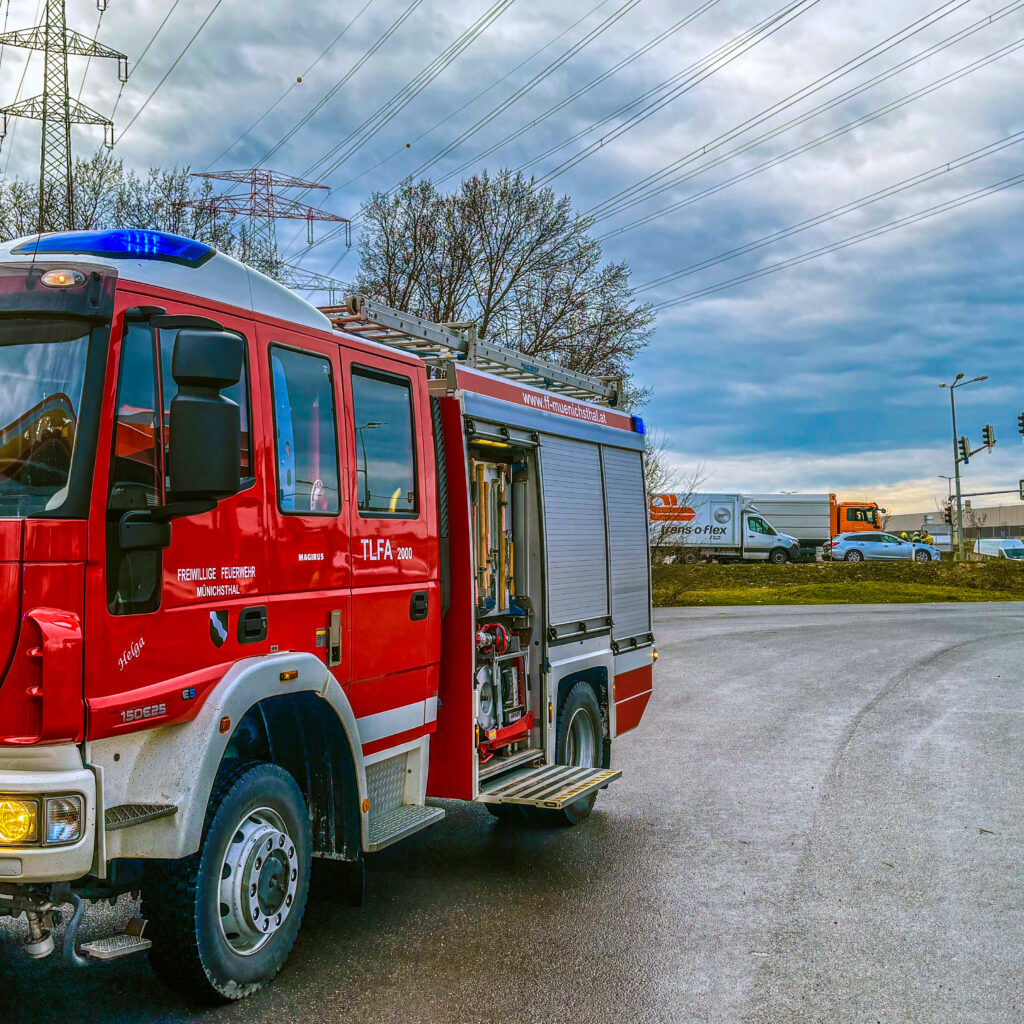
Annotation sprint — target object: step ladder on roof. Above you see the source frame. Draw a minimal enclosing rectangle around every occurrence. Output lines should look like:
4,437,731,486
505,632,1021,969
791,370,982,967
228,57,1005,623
321,295,621,408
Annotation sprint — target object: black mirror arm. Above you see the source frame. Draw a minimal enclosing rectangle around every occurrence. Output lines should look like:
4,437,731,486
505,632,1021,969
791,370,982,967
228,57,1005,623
118,500,217,552
153,498,217,522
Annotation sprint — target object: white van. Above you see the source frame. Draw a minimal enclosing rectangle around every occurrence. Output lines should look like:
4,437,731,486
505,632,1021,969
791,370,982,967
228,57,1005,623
974,538,1024,560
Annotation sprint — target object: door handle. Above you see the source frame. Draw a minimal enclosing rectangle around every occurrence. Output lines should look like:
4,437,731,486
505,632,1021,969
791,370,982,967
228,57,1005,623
237,605,268,644
410,590,429,621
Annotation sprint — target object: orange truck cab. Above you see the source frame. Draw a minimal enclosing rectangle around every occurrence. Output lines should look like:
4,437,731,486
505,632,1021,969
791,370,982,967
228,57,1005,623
830,494,884,535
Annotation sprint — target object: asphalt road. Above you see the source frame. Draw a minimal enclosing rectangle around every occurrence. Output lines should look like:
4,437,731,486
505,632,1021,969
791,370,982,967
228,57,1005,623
2,603,1023,1023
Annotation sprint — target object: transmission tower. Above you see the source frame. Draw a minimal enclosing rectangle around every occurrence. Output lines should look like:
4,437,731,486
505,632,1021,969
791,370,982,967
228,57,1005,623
0,0,128,231
277,261,348,305
183,169,350,279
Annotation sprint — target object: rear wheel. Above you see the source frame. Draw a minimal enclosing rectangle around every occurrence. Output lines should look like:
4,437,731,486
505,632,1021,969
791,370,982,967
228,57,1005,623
144,762,311,1002
845,549,864,563
681,549,699,565
529,681,606,826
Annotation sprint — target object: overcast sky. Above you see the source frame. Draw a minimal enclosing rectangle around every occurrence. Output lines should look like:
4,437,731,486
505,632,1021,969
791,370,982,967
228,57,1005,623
3,0,1022,513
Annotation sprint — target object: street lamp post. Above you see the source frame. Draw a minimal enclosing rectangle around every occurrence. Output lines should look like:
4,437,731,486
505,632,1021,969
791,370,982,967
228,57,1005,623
356,421,382,508
938,475,954,500
939,373,988,560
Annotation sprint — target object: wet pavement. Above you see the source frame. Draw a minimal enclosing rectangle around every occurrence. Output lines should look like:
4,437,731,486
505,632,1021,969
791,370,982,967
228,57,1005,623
2,602,1022,1023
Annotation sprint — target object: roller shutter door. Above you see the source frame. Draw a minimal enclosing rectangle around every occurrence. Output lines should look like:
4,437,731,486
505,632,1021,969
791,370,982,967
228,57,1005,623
601,446,651,643
540,436,608,630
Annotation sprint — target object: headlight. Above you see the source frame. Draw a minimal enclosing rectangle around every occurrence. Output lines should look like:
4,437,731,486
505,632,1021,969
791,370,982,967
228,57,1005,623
0,797,39,844
45,796,83,845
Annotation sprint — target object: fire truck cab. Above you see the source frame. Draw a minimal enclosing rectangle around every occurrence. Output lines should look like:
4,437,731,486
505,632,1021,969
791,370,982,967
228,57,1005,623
0,231,654,1000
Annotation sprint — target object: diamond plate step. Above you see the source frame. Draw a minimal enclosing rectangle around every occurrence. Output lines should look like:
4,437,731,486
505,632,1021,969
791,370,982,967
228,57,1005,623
104,803,176,832
366,804,445,852
80,933,152,961
478,765,621,809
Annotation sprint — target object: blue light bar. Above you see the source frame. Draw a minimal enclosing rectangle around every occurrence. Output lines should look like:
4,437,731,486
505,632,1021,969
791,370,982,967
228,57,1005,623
12,230,214,266
631,415,646,435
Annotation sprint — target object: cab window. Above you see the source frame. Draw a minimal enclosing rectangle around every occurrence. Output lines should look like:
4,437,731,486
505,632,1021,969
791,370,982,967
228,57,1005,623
107,322,161,614
270,346,340,515
748,516,774,535
351,367,417,516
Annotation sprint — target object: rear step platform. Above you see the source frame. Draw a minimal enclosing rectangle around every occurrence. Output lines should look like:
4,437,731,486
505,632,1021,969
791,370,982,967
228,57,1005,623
478,765,621,810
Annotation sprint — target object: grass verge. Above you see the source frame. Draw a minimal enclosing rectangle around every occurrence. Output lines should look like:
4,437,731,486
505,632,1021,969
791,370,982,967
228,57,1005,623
653,560,1024,607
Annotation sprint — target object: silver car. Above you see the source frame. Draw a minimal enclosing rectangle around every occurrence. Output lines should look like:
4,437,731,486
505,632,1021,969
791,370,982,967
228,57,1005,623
830,532,940,563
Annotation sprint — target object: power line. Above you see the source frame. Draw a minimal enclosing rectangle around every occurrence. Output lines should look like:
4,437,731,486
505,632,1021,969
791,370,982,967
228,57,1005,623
598,26,1024,240
536,0,827,186
285,0,792,263
75,8,104,103
636,129,1024,293
286,0,656,261
593,1,1024,226
116,0,227,144
510,0,817,182
253,0,428,169
584,0,973,214
301,0,517,184
111,0,185,121
430,0,726,189
280,0,615,261
650,170,1024,310
393,0,646,187
2,0,43,176
327,0,612,196
205,0,378,170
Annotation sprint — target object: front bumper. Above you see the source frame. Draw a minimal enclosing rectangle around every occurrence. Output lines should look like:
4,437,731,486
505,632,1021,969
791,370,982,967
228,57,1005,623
0,745,95,882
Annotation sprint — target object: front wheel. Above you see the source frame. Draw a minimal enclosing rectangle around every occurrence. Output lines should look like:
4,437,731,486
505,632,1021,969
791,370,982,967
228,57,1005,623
845,549,864,563
768,548,789,564
914,549,931,562
144,762,312,1002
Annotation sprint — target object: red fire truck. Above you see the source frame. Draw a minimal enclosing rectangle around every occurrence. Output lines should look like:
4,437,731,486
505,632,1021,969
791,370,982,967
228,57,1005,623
0,230,654,1000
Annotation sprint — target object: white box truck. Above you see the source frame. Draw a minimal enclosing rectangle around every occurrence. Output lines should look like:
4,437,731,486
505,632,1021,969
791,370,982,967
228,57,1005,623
650,493,801,564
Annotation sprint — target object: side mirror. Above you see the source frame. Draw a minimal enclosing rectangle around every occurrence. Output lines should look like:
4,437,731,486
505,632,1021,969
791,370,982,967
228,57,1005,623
167,328,243,502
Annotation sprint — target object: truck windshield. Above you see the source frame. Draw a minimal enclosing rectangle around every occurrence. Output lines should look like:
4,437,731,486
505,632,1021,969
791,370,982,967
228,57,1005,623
0,318,90,517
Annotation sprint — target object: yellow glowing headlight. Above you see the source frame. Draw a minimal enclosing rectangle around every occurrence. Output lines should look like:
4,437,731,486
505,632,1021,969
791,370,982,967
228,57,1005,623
0,797,39,844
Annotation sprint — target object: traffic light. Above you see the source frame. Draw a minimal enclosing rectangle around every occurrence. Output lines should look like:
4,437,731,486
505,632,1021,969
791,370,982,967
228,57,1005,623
1018,411,1024,438
943,500,952,524
982,423,995,449
958,436,970,463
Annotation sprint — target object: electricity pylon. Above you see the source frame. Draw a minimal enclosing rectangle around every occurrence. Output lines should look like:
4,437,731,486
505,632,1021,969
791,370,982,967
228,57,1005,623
0,0,128,231
184,169,350,279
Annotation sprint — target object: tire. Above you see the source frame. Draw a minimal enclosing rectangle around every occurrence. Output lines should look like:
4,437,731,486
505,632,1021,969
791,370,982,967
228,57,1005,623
144,762,312,1002
844,550,864,563
914,549,931,563
681,549,699,565
768,548,788,565
528,681,606,827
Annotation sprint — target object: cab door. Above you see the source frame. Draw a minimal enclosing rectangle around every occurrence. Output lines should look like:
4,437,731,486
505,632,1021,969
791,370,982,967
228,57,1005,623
338,346,439,755
743,514,772,558
256,325,350,680
85,296,269,737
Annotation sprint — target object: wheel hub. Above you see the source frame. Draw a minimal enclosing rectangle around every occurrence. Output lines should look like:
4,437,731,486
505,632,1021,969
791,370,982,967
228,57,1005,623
218,807,299,955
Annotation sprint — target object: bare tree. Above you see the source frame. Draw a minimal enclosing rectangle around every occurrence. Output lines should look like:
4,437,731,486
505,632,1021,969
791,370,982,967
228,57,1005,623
356,169,654,399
